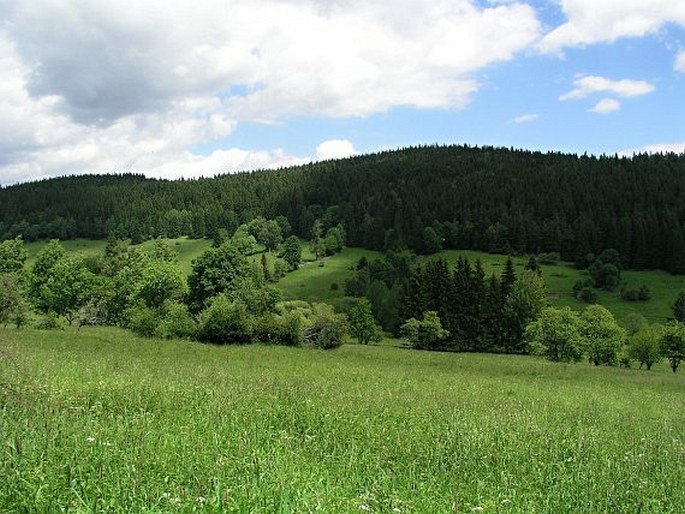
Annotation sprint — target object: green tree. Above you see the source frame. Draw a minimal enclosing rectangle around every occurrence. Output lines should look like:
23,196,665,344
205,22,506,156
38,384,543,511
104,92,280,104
348,298,382,345
187,243,255,313
197,295,252,344
26,240,66,311
628,325,663,370
281,236,302,270
422,226,442,254
310,219,325,260
526,307,583,362
260,219,283,252
579,305,626,366
39,254,97,324
672,291,685,322
502,269,547,353
134,261,187,311
0,273,27,327
303,303,348,349
401,311,449,350
661,321,685,373
0,236,28,273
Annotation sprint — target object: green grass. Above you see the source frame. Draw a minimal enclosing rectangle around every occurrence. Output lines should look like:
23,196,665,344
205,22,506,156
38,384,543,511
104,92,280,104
276,247,381,308
1,327,684,512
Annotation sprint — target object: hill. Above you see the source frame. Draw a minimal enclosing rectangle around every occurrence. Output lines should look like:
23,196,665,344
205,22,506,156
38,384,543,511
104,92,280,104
3,145,685,272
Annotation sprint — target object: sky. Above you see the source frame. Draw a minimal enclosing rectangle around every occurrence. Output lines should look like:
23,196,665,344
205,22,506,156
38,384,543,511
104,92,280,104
0,0,684,186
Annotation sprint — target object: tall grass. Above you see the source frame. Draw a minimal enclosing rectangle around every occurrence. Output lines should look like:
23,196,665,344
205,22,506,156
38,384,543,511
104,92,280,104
2,327,684,512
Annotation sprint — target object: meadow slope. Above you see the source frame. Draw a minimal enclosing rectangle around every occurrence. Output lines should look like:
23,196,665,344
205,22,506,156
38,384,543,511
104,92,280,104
1,327,684,513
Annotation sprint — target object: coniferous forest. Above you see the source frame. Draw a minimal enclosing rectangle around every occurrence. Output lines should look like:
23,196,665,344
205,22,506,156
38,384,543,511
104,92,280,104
1,145,685,273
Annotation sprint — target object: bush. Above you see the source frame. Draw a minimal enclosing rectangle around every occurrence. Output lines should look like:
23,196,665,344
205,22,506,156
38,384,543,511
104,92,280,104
620,285,651,302
197,295,252,344
34,313,65,330
253,311,303,346
127,306,159,338
303,303,348,349
330,282,339,290
576,287,597,304
537,252,560,265
158,302,197,340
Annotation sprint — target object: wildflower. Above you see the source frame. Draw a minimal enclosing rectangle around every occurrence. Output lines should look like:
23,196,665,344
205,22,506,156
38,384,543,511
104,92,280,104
86,436,96,443
196,496,206,504
471,507,484,513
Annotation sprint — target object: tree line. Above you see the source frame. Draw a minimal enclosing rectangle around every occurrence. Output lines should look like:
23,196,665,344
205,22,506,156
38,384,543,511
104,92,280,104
2,145,685,272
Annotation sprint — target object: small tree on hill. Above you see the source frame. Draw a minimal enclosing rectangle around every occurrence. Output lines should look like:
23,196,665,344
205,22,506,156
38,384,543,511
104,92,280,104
281,236,302,270
661,321,685,373
628,325,663,370
348,299,382,345
579,305,626,366
526,307,583,363
672,291,685,322
401,311,449,350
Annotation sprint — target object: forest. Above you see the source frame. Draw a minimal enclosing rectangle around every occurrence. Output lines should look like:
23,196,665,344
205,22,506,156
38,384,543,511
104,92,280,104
2,145,685,273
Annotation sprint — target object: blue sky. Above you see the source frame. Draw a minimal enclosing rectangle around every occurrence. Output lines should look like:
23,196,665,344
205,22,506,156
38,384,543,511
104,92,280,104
0,0,684,185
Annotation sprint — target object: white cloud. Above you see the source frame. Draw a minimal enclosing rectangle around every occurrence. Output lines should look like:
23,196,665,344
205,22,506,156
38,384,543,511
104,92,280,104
589,98,620,114
539,0,685,54
559,75,655,100
513,113,540,123
0,0,543,183
676,51,685,72
315,139,358,161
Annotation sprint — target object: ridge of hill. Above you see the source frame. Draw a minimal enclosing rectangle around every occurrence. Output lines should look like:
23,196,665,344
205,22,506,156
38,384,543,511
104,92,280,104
3,145,685,272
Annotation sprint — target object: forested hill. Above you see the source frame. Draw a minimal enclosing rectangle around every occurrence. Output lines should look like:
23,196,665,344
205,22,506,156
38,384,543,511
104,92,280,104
1,145,685,272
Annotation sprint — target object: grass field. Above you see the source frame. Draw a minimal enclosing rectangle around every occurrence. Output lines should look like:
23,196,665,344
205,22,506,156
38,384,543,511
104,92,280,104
1,327,684,512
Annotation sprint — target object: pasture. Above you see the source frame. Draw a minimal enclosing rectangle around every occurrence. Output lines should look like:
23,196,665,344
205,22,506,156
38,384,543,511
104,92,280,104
1,327,684,512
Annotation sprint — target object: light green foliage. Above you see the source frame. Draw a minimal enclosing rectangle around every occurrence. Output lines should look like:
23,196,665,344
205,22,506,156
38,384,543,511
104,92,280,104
628,325,664,370
401,311,449,350
303,303,348,349
197,295,252,344
134,261,187,311
526,307,584,362
323,224,345,256
157,302,197,340
150,238,178,263
579,305,626,366
348,298,382,345
281,235,302,270
503,269,547,352
661,321,685,373
310,219,325,260
230,225,259,255
3,328,683,512
623,312,648,336
0,236,28,273
260,219,283,252
37,254,97,324
26,239,66,311
252,310,303,346
127,305,159,338
0,273,27,327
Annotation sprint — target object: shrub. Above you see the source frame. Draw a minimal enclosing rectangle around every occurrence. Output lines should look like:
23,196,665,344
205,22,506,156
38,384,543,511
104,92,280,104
526,307,583,363
34,313,65,331
628,325,663,370
537,252,560,265
253,311,302,346
197,295,252,344
158,302,197,340
620,285,651,302
330,282,339,290
303,303,347,349
127,306,159,338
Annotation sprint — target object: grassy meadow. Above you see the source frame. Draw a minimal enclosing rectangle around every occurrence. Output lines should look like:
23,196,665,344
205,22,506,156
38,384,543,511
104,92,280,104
1,326,684,513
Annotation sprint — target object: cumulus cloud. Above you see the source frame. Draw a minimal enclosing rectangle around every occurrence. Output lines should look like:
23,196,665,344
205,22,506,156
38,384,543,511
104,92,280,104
315,139,358,161
559,75,655,101
513,113,540,123
589,98,620,114
539,0,685,54
0,0,542,183
676,51,685,72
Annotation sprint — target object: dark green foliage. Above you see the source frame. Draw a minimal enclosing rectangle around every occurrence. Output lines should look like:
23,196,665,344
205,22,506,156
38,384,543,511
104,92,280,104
34,313,65,330
572,280,597,303
197,295,252,344
187,242,254,313
620,285,651,302
5,146,684,272
422,226,442,254
281,236,302,270
661,321,685,373
672,291,685,322
252,311,303,346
